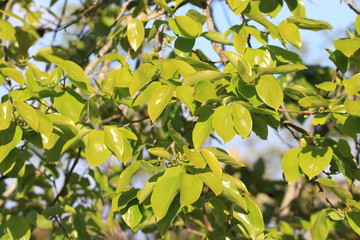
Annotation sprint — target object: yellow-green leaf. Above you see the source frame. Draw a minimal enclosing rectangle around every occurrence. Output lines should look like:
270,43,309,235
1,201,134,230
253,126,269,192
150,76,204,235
200,148,223,177
212,105,236,143
0,67,25,85
104,126,124,161
168,16,202,39
192,113,213,149
129,63,157,96
193,80,217,103
0,124,22,162
255,75,283,110
344,73,360,96
179,173,203,207
222,179,247,211
231,103,252,139
198,172,223,195
345,98,360,117
184,147,207,168
148,147,172,161
122,204,143,230
346,211,360,235
127,18,145,51
281,147,302,183
176,86,196,114
148,85,175,121
279,21,301,49
227,0,250,14
0,20,15,41
15,101,39,131
85,129,111,168
333,38,360,57
53,91,85,122
299,146,333,179
5,216,31,240
0,101,12,130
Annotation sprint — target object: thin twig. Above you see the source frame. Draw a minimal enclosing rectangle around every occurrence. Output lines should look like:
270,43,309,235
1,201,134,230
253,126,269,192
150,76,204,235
202,207,214,232
185,227,206,238
278,109,320,115
343,0,360,14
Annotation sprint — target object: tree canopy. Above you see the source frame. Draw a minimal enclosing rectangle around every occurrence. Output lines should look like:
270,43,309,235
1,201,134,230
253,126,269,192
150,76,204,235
0,0,360,239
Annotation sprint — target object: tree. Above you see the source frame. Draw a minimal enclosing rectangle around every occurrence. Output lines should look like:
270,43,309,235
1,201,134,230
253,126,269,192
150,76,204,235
0,0,360,239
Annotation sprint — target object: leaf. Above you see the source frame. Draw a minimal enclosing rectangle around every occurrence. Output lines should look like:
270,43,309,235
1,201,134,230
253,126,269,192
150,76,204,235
279,21,301,49
212,105,236,143
207,147,245,167
104,126,124,161
0,20,15,41
329,50,349,75
333,38,360,57
129,63,157,96
137,181,156,203
186,9,207,24
244,25,268,46
174,37,195,56
148,147,172,161
0,67,25,85
151,167,184,221
346,211,360,235
0,101,12,130
193,80,217,103
179,173,203,207
316,178,353,202
122,204,143,230
53,90,85,122
183,70,227,86
284,0,306,17
192,112,213,149
127,18,144,51
201,31,232,45
176,86,196,114
85,129,111,168
345,98,360,117
356,14,360,34
222,179,247,211
258,0,283,18
198,172,223,195
255,75,283,110
26,211,53,230
37,111,54,146
256,64,307,75
200,148,223,177
15,101,39,131
233,196,264,239
184,147,207,168
5,216,31,240
227,0,250,14
315,82,336,92
310,209,329,240
148,85,175,121
233,27,247,54
168,16,202,39
344,73,360,96
231,103,252,139
268,45,302,63
299,146,333,179
287,16,332,31
281,147,302,183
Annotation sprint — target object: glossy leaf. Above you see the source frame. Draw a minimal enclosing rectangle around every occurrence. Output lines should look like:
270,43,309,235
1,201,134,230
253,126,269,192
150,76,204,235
346,211,360,235
222,179,247,211
15,101,39,131
231,103,252,139
193,80,217,103
200,148,223,177
104,126,124,161
148,85,175,121
255,75,283,110
287,16,332,31
175,85,196,114
201,31,232,45
0,124,22,162
85,129,111,168
0,20,15,41
333,38,360,57
53,91,85,122
168,16,202,39
193,112,213,149
227,0,250,14
179,173,203,207
212,105,236,143
0,67,25,85
345,98,360,116
0,101,12,130
148,147,172,161
184,147,207,168
281,147,302,183
127,18,144,51
299,146,333,179
122,204,143,230
344,73,360,96
279,21,301,49
198,172,223,195
129,63,157,96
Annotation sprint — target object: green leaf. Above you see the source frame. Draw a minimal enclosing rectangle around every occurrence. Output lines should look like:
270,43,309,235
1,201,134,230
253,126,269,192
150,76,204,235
279,21,301,49
200,148,223,177
346,211,360,235
258,0,283,18
37,111,54,146
329,50,349,75
315,82,336,91
233,27,247,54
174,37,195,56
310,209,329,240
148,147,172,161
15,101,39,131
284,0,306,17
244,25,268,46
183,70,227,86
117,127,138,140
231,103,252,139
334,38,360,57
233,196,264,239
148,85,175,121
255,75,283,110
53,90,85,122
154,0,174,14
287,16,332,31
104,126,124,162
151,167,184,221
167,121,189,150
344,73,360,96
5,216,31,240
193,80,217,103
127,18,144,51
168,16,202,39
0,20,15,41
212,105,236,143
256,64,307,75
316,178,353,202
201,31,232,45
299,146,333,179
268,45,302,63
0,101,12,130
198,172,223,195
222,179,247,211
298,96,329,108
345,98,360,117
129,63,157,96
192,112,213,149
281,147,302,183
227,0,250,14
137,181,156,203
26,211,53,230
85,129,111,168
356,15,360,34
184,147,207,168
122,204,143,230
179,173,203,207
207,147,245,167
175,86,196,114
0,67,25,85
186,9,207,24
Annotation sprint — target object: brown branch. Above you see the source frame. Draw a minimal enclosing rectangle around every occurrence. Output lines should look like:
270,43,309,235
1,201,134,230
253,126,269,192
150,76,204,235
185,227,206,238
203,0,226,64
282,120,310,136
278,180,302,219
202,207,214,232
49,148,81,207
316,182,336,208
343,0,360,14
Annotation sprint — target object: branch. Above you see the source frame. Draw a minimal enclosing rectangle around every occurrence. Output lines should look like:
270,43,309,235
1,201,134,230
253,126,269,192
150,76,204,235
282,120,310,136
343,0,360,14
185,227,206,238
278,180,302,219
278,109,321,115
203,0,226,64
49,149,81,207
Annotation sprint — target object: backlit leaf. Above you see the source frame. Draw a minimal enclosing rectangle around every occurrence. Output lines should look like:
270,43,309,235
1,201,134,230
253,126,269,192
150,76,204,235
104,126,124,161
299,146,333,179
179,173,203,207
127,18,144,51
200,148,223,177
231,103,252,139
0,101,12,130
212,105,236,143
85,129,111,168
15,101,39,131
281,147,302,183
279,21,301,49
0,124,22,162
0,20,15,41
148,85,175,121
255,75,283,110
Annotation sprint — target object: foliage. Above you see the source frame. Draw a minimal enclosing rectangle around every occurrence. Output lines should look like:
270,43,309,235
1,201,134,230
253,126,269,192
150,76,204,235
0,0,360,239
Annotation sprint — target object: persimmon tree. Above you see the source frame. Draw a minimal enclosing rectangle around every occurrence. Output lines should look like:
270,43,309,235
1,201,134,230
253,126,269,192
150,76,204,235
0,0,360,239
